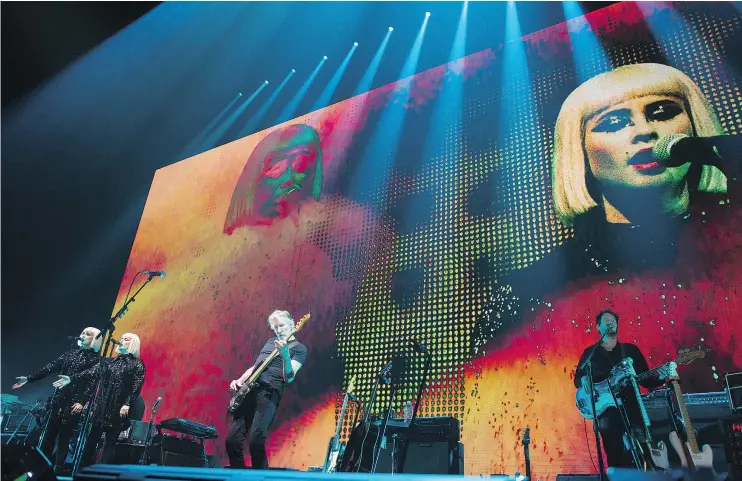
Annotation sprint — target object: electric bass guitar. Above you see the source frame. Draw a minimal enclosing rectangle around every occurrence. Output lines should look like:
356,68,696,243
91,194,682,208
227,313,310,415
666,365,726,479
575,349,704,419
323,375,357,473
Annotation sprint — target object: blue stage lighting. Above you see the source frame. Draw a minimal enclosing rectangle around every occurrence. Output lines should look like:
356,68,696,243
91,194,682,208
236,68,296,138
264,80,269,84
425,11,430,17
312,41,361,110
276,56,328,122
292,69,296,73
389,26,394,32
238,93,243,97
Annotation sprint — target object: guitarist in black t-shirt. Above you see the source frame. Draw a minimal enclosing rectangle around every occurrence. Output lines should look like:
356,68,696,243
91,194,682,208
226,310,308,469
574,309,665,468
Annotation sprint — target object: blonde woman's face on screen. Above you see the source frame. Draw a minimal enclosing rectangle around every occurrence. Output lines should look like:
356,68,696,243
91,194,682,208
583,94,694,190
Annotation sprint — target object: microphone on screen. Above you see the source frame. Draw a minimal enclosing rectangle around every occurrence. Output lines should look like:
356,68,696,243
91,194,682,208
653,133,740,168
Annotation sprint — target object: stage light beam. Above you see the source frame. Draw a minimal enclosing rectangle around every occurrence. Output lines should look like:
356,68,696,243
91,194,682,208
350,12,430,195
353,27,394,96
199,80,270,151
312,42,360,111
237,68,296,138
276,56,328,122
180,92,244,158
422,0,468,166
562,1,611,82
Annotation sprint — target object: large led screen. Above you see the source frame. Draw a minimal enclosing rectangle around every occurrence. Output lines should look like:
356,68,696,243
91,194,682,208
113,2,741,477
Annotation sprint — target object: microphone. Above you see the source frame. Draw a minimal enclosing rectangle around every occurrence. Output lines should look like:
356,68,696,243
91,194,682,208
110,339,122,346
653,133,739,167
152,396,163,413
142,270,166,278
67,335,83,340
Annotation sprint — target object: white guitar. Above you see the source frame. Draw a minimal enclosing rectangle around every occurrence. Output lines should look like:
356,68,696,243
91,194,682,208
575,349,705,419
666,365,727,479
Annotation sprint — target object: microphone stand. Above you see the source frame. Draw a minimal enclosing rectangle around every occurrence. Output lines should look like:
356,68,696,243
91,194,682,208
371,383,397,474
369,362,393,474
36,389,58,451
71,274,157,475
37,337,77,451
409,348,432,427
579,341,606,481
139,398,163,465
396,346,432,475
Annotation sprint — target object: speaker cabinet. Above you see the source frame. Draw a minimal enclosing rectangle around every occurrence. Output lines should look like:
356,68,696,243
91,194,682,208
402,440,463,475
112,442,145,464
151,450,206,467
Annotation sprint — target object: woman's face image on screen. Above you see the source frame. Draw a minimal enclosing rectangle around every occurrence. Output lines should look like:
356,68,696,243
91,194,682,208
551,63,728,226
584,94,693,189
224,123,323,232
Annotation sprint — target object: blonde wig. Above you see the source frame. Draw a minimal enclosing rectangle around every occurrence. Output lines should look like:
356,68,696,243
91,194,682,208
551,63,727,225
119,333,141,358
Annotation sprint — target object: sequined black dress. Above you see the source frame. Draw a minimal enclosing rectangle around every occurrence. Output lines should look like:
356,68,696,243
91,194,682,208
26,347,100,424
73,353,146,427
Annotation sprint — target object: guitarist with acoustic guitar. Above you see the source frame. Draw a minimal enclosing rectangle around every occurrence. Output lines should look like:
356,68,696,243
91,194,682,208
574,309,666,469
225,310,308,469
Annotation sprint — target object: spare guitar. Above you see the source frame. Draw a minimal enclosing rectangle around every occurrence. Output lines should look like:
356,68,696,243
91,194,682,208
575,349,704,419
621,357,670,472
522,427,531,481
666,363,727,479
324,375,357,473
227,313,311,415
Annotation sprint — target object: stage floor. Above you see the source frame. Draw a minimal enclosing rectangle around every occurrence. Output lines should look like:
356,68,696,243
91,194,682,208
59,464,673,481
67,465,523,481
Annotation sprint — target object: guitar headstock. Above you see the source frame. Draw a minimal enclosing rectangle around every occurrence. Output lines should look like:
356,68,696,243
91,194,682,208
522,427,531,445
676,349,705,365
347,375,357,394
293,313,311,333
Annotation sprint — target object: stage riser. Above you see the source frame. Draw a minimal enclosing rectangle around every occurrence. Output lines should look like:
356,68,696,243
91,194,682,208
74,465,505,480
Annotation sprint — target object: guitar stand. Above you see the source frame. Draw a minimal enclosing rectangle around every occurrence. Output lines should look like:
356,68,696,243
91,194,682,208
607,379,644,470
371,384,397,474
36,390,58,451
